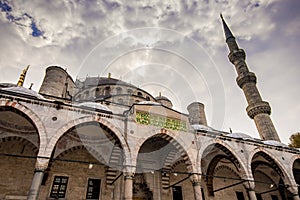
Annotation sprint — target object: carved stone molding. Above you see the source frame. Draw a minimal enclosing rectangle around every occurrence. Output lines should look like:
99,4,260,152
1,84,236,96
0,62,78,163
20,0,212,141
236,72,257,88
246,101,271,119
228,49,246,64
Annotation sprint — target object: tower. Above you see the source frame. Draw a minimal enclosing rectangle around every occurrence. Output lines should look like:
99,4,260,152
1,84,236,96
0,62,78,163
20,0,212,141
220,14,280,142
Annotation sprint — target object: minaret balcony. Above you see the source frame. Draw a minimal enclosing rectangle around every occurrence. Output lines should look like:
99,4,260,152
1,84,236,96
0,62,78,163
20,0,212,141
246,101,271,119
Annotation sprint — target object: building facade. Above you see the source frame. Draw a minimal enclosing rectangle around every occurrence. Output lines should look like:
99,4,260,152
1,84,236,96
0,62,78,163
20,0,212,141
0,16,299,200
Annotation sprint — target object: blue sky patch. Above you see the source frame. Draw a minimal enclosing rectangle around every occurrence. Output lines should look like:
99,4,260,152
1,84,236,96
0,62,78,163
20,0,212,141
0,0,12,12
30,21,43,37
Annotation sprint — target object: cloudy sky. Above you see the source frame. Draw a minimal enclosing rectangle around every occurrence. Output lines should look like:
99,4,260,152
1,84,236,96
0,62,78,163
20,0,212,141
0,0,299,144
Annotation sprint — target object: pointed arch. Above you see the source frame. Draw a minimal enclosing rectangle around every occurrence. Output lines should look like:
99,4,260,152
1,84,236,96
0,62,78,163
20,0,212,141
248,148,293,187
199,141,249,196
0,100,47,153
198,140,248,175
136,129,195,173
44,115,129,158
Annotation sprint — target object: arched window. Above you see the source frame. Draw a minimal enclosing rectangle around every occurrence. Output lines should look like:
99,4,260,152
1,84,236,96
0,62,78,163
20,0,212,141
127,89,133,95
116,87,122,95
105,87,111,96
118,98,123,104
137,92,143,97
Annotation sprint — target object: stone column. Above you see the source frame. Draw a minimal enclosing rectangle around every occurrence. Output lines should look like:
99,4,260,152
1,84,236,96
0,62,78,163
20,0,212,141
287,186,300,200
243,181,257,200
27,158,49,200
292,194,300,200
191,174,203,200
124,172,134,200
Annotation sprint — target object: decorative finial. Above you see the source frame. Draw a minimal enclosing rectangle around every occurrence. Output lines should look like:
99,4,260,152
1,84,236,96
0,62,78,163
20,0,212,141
17,65,30,87
108,73,111,79
159,92,161,97
29,83,34,90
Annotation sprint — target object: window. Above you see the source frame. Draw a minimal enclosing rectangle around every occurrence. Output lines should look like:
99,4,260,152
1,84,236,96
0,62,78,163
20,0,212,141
271,195,279,200
201,188,205,200
127,89,133,95
256,193,263,200
172,186,183,200
86,178,101,199
104,87,111,96
137,92,143,97
85,91,90,98
235,192,245,200
116,87,122,95
118,98,123,104
50,176,68,198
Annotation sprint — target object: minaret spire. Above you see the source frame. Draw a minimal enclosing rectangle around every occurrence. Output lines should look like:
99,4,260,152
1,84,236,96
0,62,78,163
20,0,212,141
220,13,235,41
17,65,30,87
220,15,281,142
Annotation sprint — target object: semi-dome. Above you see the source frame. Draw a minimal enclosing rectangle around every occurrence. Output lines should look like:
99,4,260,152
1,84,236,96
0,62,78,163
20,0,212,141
1,87,45,99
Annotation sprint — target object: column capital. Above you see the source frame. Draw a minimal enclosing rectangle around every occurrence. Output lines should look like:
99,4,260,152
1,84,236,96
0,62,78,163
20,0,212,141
190,174,202,186
243,180,255,191
124,172,134,180
287,185,299,196
35,157,50,171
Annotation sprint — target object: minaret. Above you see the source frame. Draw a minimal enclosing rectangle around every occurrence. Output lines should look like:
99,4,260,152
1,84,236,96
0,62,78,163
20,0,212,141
17,65,30,87
220,14,280,142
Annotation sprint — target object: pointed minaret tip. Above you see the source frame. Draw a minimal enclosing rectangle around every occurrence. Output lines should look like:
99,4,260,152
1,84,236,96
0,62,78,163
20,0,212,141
220,13,224,20
220,14,235,42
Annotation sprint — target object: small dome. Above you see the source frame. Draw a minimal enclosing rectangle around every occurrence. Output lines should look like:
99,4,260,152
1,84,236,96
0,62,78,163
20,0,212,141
263,140,288,147
155,94,172,108
76,102,112,112
2,87,44,99
155,95,170,101
227,132,253,139
191,124,213,132
137,101,161,105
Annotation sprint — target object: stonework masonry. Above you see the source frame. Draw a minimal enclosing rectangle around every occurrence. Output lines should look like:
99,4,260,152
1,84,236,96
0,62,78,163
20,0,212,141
0,15,299,200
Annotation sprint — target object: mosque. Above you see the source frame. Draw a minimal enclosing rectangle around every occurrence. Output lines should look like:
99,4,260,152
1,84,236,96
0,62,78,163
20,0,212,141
0,16,299,200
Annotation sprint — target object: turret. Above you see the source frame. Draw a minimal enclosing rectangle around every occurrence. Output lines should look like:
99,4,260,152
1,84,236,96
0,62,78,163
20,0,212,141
220,14,280,141
39,66,74,99
187,102,207,126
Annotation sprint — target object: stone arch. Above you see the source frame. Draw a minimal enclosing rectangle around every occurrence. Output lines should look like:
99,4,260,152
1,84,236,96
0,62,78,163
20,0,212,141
0,136,39,155
248,148,294,189
291,157,300,195
45,115,129,160
289,154,300,175
199,142,248,196
136,130,195,173
198,140,248,175
0,101,47,153
54,145,106,164
214,165,241,179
